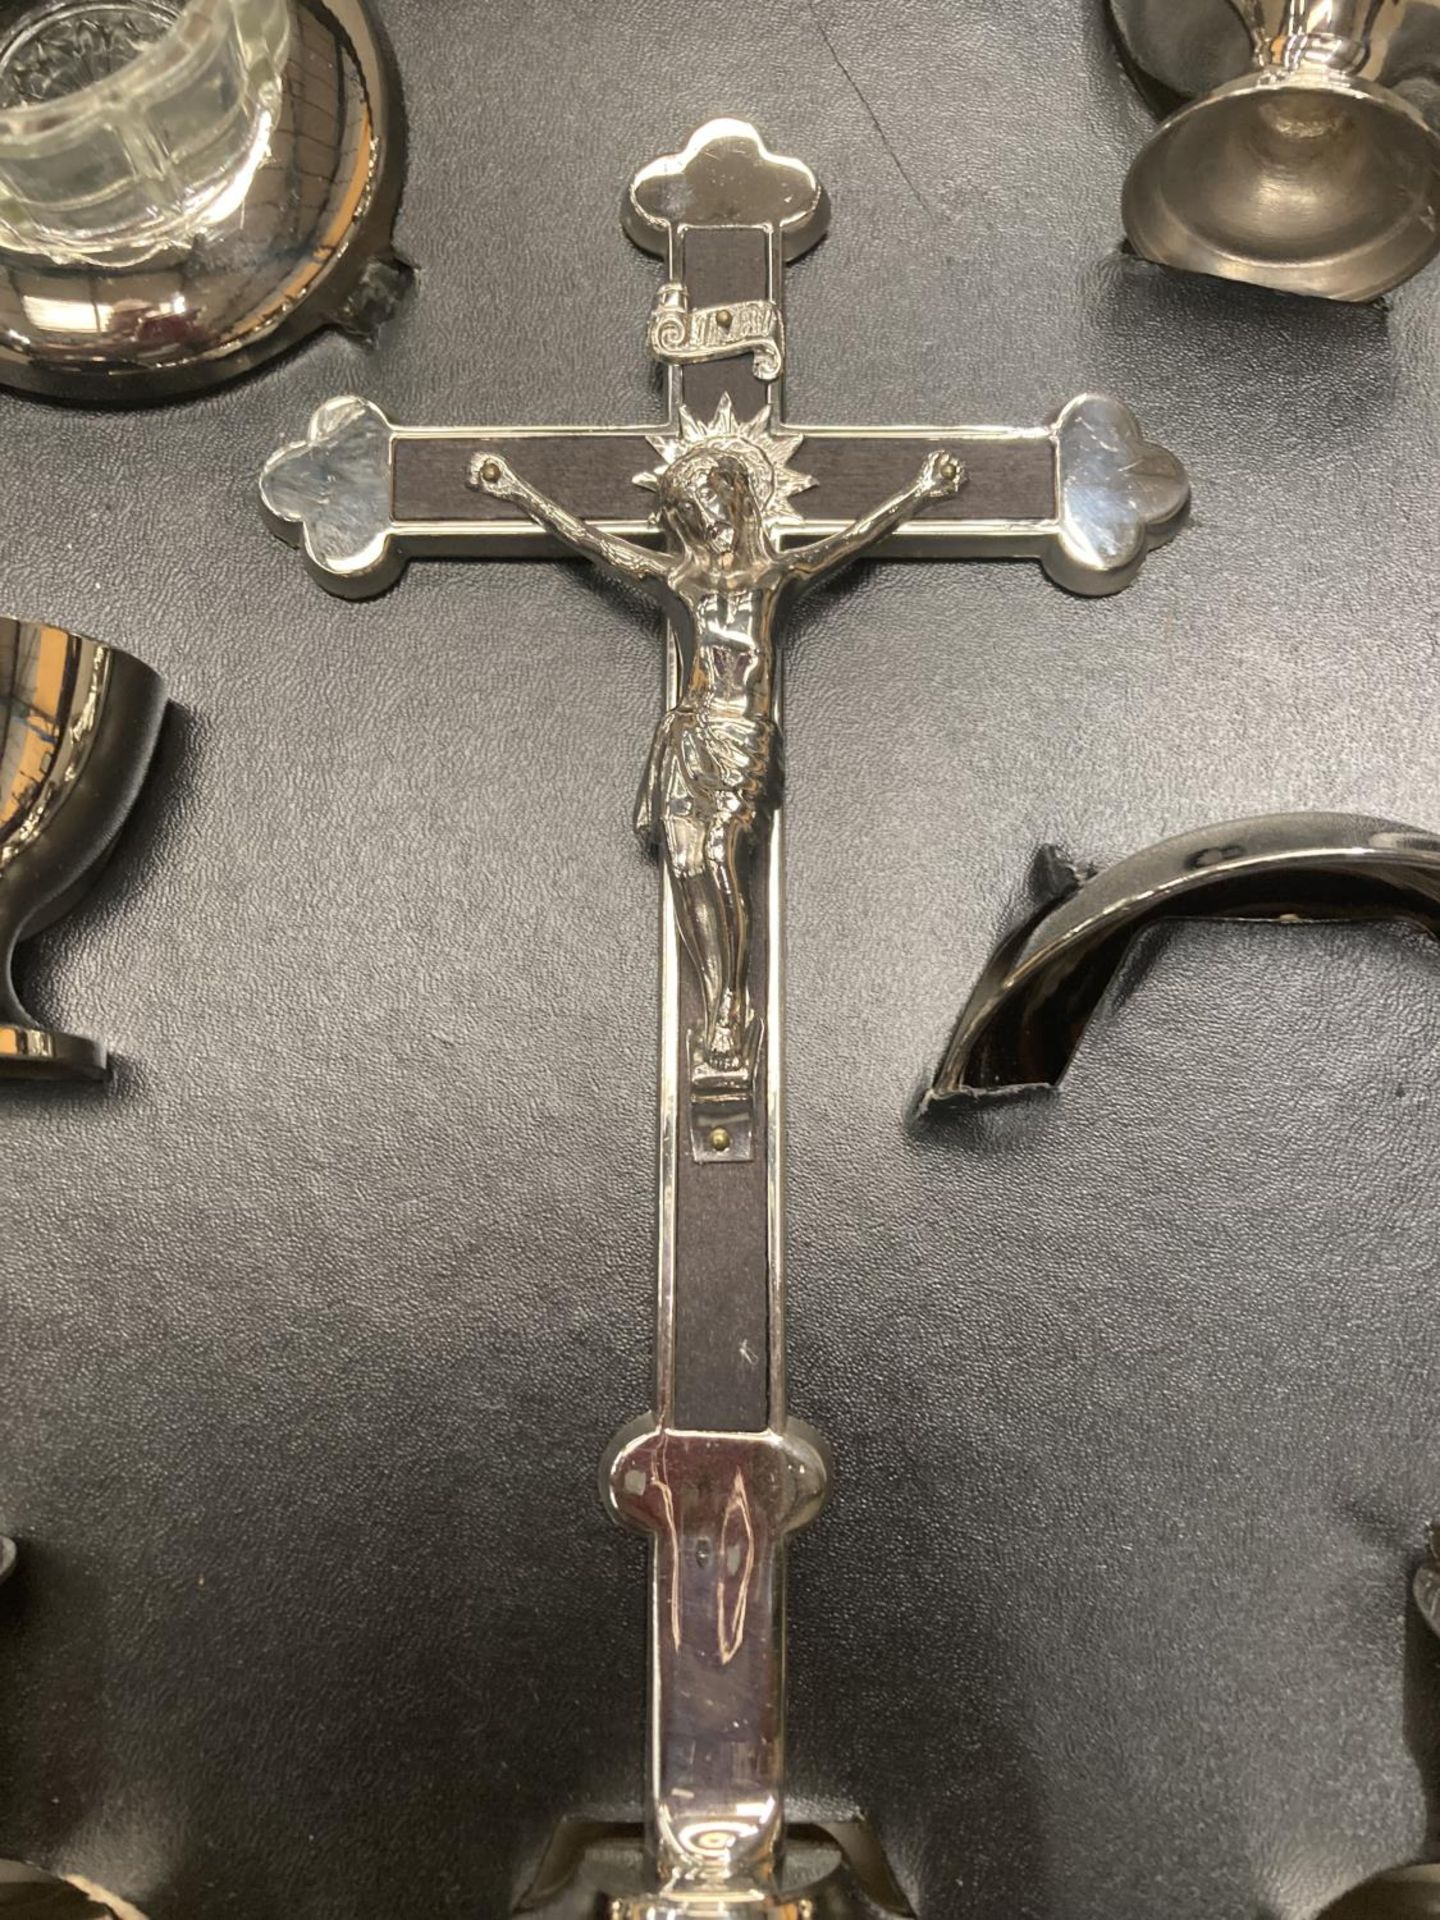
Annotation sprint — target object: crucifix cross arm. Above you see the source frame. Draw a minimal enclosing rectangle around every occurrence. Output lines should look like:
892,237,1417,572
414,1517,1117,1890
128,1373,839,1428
261,387,1187,602
260,118,1188,606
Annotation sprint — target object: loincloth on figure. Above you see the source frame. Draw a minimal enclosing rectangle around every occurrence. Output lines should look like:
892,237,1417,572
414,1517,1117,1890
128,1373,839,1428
633,705,784,850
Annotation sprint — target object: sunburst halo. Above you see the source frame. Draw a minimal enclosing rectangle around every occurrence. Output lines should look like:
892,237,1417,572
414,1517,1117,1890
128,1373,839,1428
633,395,813,532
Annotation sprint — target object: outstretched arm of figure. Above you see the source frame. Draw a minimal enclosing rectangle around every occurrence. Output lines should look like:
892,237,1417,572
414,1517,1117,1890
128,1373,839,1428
468,451,668,584
782,451,967,590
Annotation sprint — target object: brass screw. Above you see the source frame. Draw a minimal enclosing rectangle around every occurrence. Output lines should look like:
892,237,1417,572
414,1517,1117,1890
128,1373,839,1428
709,1126,732,1153
716,308,733,329
479,458,501,484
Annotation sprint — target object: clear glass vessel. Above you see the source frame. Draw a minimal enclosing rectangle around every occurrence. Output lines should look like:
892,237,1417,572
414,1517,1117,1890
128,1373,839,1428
0,0,291,264
0,0,405,401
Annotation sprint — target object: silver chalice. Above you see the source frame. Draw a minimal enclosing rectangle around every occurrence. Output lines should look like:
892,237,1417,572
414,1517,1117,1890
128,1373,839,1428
0,616,165,1081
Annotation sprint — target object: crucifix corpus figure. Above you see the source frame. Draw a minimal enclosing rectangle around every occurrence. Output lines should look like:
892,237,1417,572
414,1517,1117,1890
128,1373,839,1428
261,118,1190,1917
469,410,965,1103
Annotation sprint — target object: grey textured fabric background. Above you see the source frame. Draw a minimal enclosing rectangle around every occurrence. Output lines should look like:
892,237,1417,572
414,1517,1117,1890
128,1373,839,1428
3,3,1440,1915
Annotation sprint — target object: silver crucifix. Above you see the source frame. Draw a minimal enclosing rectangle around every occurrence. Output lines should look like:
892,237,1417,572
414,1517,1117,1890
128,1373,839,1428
261,118,1190,1917
470,416,963,1141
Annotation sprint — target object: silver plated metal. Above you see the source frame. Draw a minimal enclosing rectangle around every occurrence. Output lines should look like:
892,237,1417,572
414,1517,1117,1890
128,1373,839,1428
649,281,785,384
929,811,1440,1103
0,0,405,404
0,615,166,1081
262,118,1187,1916
470,409,965,1127
1109,0,1440,300
260,387,1188,604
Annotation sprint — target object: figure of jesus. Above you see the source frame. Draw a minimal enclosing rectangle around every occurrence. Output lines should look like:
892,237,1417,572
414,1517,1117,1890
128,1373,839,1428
470,400,965,1101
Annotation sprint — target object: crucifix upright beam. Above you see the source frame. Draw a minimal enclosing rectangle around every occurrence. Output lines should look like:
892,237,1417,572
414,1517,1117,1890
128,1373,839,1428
261,119,1189,1917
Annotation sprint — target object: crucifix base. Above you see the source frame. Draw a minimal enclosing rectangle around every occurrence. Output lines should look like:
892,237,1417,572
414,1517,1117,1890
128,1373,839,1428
514,1819,915,1918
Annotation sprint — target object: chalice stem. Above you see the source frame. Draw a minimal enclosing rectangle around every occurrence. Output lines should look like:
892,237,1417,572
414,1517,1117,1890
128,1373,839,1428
1268,0,1390,70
